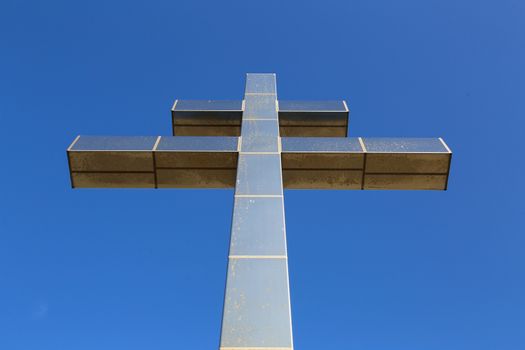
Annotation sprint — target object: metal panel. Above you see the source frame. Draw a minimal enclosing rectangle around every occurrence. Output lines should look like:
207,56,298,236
174,122,348,137
156,169,236,188
156,136,238,168
69,151,154,172
282,137,361,152
280,125,347,137
229,197,286,256
157,136,238,151
220,258,292,348
155,136,238,187
221,73,292,349
172,125,241,136
171,99,349,137
235,154,283,196
68,136,156,172
240,120,279,152
71,172,155,188
279,100,348,138
283,169,363,189
364,174,448,190
155,152,237,169
68,136,156,188
155,136,239,169
363,137,450,173
279,100,347,112
363,138,449,153
282,137,364,189
171,100,242,138
282,152,364,169
174,100,242,111
245,73,277,94
70,136,157,150
362,138,451,190
243,95,278,119
366,153,450,174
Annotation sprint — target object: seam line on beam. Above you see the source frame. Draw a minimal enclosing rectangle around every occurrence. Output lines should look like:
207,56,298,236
235,194,283,198
152,136,162,151
283,167,363,171
229,255,287,259
220,348,293,350
71,171,154,174
439,137,452,153
152,136,161,188
342,100,349,112
359,137,367,190
157,167,235,171
243,115,278,119
365,172,448,176
358,137,367,152
239,152,280,155
67,135,81,151
444,153,452,191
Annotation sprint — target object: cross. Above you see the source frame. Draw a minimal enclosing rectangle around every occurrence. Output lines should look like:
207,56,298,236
67,73,452,349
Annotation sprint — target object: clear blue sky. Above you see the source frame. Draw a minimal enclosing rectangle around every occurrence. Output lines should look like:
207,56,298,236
1,0,524,349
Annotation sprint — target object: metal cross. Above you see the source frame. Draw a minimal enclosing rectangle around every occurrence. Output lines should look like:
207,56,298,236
67,73,452,349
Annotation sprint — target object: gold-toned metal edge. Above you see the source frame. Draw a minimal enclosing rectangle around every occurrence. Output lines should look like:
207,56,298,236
234,194,283,198
359,138,368,189
220,347,292,350
342,100,349,112
67,135,81,151
228,255,287,259
66,135,81,188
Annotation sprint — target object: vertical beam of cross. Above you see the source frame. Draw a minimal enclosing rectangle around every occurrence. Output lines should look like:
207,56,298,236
220,74,293,349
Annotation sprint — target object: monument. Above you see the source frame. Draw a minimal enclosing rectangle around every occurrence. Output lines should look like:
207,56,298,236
67,73,452,349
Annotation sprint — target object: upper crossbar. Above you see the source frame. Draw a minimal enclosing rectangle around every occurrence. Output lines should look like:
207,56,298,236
172,100,349,137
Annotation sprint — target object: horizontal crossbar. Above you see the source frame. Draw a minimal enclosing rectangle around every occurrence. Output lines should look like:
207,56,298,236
172,100,349,137
67,136,452,190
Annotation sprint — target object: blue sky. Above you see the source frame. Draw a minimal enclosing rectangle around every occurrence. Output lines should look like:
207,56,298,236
1,0,524,349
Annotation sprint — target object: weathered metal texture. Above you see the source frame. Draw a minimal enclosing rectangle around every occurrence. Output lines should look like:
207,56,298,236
172,99,349,137
171,100,243,136
220,74,293,349
67,136,239,188
282,137,364,189
281,137,452,190
361,138,451,190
